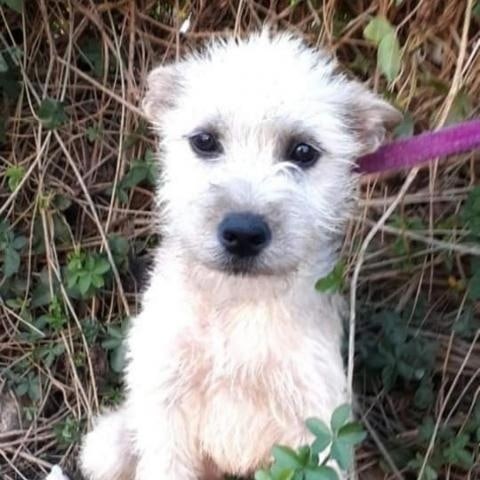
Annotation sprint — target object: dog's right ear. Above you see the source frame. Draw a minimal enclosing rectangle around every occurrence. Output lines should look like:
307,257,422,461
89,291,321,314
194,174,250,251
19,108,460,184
142,64,181,123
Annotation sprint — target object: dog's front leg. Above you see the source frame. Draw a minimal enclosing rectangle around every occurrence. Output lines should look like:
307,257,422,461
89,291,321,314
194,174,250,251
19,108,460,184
130,397,202,480
135,449,200,480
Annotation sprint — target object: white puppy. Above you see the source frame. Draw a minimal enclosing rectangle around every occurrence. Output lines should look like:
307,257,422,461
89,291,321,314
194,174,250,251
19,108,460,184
80,31,400,480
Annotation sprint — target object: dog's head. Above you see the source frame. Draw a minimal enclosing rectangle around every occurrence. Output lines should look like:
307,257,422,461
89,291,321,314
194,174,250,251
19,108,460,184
143,32,400,278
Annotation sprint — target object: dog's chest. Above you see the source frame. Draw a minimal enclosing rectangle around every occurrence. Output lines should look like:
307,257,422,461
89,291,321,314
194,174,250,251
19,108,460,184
176,301,311,472
180,301,302,389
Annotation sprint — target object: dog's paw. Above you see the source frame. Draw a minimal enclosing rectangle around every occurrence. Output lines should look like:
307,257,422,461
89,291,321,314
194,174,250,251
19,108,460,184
45,465,70,480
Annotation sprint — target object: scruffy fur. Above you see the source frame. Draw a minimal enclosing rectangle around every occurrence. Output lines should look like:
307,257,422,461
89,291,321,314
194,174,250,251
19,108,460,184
80,31,400,480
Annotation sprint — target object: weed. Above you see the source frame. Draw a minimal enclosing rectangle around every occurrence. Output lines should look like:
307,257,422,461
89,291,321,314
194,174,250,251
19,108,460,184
65,250,111,298
37,97,67,130
54,416,82,447
255,405,366,480
113,150,157,203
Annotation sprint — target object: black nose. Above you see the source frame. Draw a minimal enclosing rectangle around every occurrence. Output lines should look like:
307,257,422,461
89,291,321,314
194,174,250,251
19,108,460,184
218,213,271,257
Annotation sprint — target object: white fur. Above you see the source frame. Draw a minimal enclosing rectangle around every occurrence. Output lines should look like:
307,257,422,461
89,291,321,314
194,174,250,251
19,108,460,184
79,31,399,480
45,466,70,480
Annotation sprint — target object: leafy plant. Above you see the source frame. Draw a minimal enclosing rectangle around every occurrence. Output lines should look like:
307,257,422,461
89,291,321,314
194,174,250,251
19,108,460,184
35,342,65,368
65,250,111,298
37,97,67,130
108,234,130,272
403,413,478,479
357,310,437,402
101,319,129,373
114,150,157,203
453,305,480,338
0,0,23,13
13,370,41,401
445,90,473,125
0,219,27,278
86,123,103,143
393,111,414,138
364,16,402,83
255,405,366,480
37,296,68,332
5,164,25,191
81,317,103,346
54,416,82,447
78,38,104,77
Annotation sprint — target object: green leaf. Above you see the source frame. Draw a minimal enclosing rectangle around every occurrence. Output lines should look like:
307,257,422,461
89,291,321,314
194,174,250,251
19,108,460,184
297,445,311,466
91,274,105,288
93,257,110,275
86,125,102,143
38,98,67,130
272,446,302,469
109,234,129,271
418,417,435,444
6,165,25,191
330,404,351,432
15,381,28,396
12,235,27,250
78,274,91,295
337,422,367,445
52,194,72,211
79,38,104,77
393,112,414,138
453,307,480,338
0,61,21,100
445,90,472,125
474,1,480,18
255,470,273,480
306,418,332,453
4,245,20,277
27,373,41,401
276,470,295,480
109,342,127,374
0,53,8,73
315,261,345,293
442,434,474,468
421,464,438,480
330,439,353,470
304,466,339,480
414,377,435,409
468,268,480,300
377,31,402,83
0,0,23,13
408,454,438,480
363,17,394,45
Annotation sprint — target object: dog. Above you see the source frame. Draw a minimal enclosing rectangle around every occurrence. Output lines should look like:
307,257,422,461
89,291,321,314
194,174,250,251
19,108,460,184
79,30,400,480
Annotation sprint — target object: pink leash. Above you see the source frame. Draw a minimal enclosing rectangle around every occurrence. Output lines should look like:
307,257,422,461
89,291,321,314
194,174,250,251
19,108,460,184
357,119,480,174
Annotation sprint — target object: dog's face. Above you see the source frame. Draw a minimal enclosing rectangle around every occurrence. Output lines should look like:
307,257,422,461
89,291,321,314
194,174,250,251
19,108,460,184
144,32,400,278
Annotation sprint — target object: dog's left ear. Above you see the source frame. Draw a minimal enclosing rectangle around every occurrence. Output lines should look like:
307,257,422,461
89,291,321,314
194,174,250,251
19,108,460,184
142,64,182,124
345,82,403,155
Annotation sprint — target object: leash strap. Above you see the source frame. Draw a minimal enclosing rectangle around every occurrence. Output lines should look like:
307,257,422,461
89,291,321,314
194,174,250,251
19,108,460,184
356,119,480,174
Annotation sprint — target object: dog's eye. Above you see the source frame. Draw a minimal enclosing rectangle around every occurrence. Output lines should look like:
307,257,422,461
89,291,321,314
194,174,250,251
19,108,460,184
288,143,320,168
189,132,222,156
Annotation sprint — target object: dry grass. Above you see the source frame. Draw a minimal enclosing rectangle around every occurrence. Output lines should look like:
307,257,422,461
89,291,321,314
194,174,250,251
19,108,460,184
0,1,479,479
